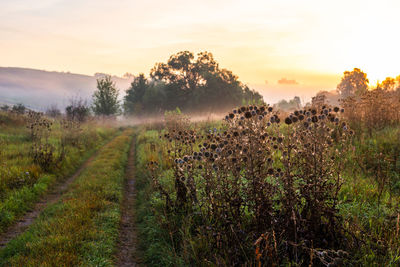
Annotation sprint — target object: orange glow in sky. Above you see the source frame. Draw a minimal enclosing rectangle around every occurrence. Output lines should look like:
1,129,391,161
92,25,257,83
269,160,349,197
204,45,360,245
1,0,399,102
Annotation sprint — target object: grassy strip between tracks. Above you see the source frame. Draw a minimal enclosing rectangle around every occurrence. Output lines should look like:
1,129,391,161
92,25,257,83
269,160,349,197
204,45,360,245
0,129,134,267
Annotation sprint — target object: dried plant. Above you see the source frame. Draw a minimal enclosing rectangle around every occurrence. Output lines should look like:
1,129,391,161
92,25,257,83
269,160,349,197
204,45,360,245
150,104,353,265
341,88,400,135
26,111,58,171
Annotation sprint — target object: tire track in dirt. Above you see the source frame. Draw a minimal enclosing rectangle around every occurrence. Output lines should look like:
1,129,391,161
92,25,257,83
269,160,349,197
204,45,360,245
116,136,140,267
0,138,116,249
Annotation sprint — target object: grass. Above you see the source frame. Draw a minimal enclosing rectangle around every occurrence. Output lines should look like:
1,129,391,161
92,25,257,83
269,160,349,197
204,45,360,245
0,128,134,266
0,112,117,234
135,123,400,266
135,129,185,266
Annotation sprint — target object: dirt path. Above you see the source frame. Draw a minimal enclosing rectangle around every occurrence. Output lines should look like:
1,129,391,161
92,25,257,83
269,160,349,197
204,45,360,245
0,143,110,248
116,137,140,267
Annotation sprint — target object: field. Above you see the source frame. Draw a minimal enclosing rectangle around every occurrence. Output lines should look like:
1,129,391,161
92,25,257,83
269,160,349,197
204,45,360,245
0,101,399,266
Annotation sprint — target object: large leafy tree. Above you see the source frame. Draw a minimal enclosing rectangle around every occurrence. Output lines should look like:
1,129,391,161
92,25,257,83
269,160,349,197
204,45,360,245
337,68,369,98
149,51,262,112
92,76,120,116
123,51,263,115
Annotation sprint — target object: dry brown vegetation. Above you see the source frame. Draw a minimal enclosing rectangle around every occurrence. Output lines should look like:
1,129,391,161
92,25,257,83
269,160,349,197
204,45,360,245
147,104,353,265
341,88,400,135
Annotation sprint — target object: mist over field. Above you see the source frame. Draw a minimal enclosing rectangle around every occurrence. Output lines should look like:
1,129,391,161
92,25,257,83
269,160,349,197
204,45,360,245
1,0,400,266
0,67,132,110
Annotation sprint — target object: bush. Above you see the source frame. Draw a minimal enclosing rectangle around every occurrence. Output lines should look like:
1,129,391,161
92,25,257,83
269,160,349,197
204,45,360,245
11,104,26,114
65,98,90,122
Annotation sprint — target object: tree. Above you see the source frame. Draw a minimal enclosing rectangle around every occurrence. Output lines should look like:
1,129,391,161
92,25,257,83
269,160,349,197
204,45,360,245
65,98,90,122
124,73,148,115
275,96,302,111
92,76,120,116
149,51,263,112
396,75,400,91
337,68,369,98
378,77,396,91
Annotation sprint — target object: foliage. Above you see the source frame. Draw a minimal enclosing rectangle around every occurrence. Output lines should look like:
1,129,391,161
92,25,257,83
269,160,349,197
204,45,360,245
124,73,148,115
351,128,400,202
92,75,121,116
65,97,91,122
11,104,26,115
337,68,369,98
123,51,263,115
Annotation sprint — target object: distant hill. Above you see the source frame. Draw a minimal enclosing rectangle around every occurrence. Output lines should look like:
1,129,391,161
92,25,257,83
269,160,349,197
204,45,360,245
0,67,133,111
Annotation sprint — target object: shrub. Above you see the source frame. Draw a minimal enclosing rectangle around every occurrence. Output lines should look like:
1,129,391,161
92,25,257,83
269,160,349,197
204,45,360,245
65,98,90,122
11,104,26,114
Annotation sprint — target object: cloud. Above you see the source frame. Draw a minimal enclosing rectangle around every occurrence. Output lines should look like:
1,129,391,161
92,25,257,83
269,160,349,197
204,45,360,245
278,78,298,85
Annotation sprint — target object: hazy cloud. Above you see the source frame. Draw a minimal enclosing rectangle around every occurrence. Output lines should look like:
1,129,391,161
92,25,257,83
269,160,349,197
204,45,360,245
278,78,298,85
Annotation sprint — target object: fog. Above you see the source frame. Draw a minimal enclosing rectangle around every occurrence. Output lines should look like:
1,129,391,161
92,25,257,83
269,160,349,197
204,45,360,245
0,67,132,111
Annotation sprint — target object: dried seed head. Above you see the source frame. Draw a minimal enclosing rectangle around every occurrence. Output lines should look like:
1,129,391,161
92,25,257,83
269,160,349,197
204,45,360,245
285,117,292,125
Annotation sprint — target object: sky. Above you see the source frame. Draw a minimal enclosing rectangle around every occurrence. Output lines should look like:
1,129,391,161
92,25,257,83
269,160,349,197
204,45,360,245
1,0,400,103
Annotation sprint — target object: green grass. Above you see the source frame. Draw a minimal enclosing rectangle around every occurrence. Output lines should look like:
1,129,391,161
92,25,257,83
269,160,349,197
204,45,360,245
0,128,134,266
135,129,185,266
135,124,400,266
0,114,117,234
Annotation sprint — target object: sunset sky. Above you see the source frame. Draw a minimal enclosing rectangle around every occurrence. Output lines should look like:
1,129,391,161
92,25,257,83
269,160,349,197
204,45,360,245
1,0,399,102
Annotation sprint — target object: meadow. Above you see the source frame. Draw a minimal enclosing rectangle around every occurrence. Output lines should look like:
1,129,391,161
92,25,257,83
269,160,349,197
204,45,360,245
0,111,117,234
135,102,400,266
0,86,399,266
